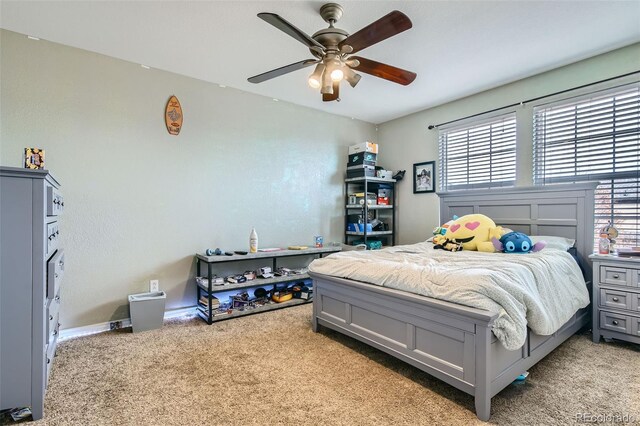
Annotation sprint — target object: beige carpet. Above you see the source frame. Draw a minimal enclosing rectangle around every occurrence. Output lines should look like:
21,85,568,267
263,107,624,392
24,305,640,425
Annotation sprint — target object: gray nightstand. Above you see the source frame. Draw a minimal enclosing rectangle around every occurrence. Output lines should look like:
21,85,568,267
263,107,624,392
590,254,640,344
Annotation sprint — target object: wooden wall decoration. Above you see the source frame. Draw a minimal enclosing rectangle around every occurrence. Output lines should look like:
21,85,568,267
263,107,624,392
165,95,183,135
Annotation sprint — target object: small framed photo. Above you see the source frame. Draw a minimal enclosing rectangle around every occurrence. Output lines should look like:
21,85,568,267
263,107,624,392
24,148,45,170
413,161,435,194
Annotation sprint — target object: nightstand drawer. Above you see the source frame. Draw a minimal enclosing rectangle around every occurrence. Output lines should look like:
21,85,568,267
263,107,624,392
599,289,632,310
600,266,631,287
600,311,632,334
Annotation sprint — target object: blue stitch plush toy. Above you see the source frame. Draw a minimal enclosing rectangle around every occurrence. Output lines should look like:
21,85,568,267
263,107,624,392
492,231,545,253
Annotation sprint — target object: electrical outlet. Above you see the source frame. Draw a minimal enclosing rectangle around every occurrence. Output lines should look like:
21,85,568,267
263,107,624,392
150,279,159,292
110,321,122,330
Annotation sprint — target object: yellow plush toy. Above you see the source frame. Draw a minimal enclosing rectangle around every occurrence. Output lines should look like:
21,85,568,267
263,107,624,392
440,214,504,252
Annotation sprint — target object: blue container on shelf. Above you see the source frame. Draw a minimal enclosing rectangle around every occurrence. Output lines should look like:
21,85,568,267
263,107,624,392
347,223,373,233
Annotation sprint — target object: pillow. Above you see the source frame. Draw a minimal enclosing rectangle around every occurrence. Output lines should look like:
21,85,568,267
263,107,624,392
529,235,575,251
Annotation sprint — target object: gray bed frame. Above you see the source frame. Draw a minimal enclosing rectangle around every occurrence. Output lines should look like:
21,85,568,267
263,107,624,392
310,182,598,421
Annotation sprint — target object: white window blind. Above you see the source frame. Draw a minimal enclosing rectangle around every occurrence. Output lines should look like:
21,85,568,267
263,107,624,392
439,113,516,191
533,83,640,249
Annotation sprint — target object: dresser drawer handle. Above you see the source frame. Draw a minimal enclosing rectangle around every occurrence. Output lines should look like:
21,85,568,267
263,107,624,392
55,295,60,302
612,274,620,279
612,297,619,302
49,315,53,321
55,273,59,279
47,358,51,364
53,329,58,336
612,320,619,326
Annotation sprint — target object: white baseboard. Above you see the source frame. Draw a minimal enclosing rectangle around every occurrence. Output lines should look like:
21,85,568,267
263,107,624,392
59,306,197,341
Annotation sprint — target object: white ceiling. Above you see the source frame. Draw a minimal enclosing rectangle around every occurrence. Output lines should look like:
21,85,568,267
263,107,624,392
2,1,639,124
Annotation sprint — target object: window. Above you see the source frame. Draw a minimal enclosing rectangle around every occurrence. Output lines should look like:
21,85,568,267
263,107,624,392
439,113,516,191
533,84,640,249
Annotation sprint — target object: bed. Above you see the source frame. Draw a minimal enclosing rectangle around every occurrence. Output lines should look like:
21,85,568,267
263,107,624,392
308,182,598,421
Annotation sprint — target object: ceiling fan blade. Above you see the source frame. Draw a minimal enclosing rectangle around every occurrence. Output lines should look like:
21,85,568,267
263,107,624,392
350,56,416,86
323,82,340,102
258,13,325,50
248,59,318,84
339,11,412,54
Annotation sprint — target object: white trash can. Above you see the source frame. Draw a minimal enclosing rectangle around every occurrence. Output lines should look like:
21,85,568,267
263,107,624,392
128,291,166,332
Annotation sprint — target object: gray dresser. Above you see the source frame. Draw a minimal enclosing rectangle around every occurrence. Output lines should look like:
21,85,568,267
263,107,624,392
1,167,64,420
591,254,640,345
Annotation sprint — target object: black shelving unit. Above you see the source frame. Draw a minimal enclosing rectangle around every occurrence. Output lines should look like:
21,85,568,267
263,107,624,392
194,247,341,324
344,176,396,248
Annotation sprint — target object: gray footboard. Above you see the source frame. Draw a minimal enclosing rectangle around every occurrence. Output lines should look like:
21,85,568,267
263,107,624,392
311,272,589,421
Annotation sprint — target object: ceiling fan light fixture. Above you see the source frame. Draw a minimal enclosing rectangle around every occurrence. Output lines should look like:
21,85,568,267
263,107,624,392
308,63,326,89
321,69,334,94
327,58,344,82
330,67,344,82
344,58,360,68
343,67,361,88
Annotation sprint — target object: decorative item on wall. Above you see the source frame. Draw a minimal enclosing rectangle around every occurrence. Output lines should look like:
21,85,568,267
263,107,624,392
413,161,435,194
24,148,45,169
165,95,183,135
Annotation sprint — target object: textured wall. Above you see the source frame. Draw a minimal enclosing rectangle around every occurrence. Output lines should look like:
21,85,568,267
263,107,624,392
0,29,376,328
377,43,640,246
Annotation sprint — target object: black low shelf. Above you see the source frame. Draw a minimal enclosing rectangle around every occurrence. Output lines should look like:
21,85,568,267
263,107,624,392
194,246,340,324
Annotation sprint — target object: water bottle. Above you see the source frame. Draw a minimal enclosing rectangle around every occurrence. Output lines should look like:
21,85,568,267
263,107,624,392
250,227,258,253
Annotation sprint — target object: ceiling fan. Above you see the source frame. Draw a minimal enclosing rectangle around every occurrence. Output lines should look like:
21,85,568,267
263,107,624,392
247,3,417,102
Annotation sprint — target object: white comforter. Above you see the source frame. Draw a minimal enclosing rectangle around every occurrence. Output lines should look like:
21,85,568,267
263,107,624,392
308,242,589,350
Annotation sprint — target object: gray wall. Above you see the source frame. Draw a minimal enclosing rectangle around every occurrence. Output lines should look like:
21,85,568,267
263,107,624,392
0,29,376,328
377,43,640,245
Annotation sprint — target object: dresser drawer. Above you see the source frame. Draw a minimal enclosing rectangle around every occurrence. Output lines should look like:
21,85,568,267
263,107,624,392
47,249,65,299
632,316,640,337
47,186,64,216
46,222,60,257
599,289,633,311
45,328,59,388
47,297,60,343
48,313,60,344
600,311,633,334
600,266,631,287
631,293,640,313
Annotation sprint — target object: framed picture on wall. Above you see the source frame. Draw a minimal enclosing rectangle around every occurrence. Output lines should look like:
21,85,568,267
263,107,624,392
24,148,45,170
413,161,435,194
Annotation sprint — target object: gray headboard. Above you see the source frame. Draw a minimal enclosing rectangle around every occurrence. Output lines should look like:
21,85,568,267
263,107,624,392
438,182,598,282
